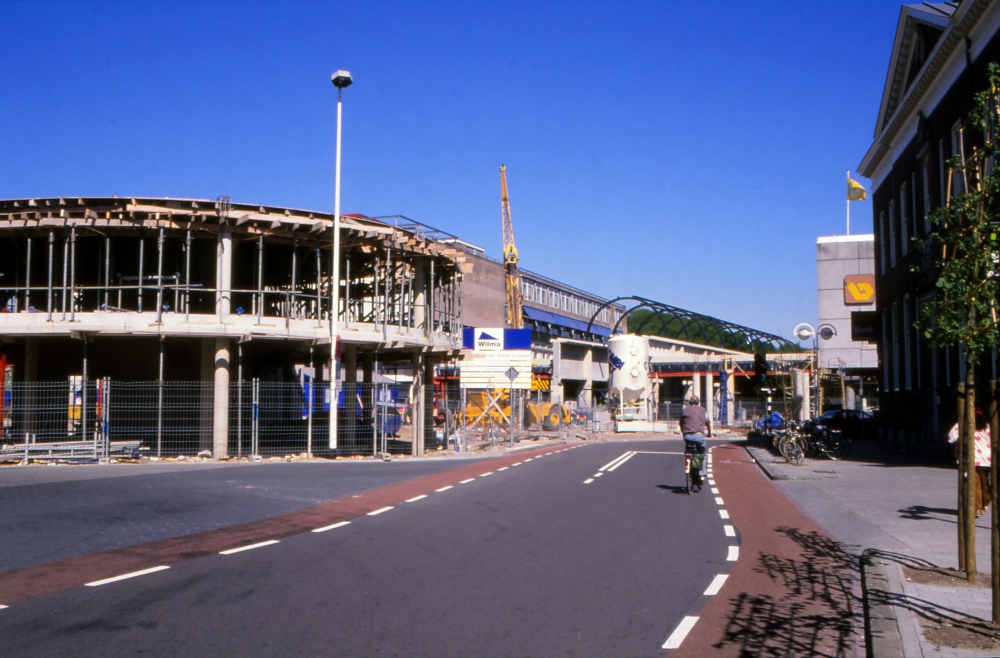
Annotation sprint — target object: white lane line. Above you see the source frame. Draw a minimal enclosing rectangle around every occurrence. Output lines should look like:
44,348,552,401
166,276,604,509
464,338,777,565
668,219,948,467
406,495,428,503
727,546,739,561
0,604,7,610
711,488,720,494
368,506,394,516
708,479,716,485
480,472,493,477
715,497,724,505
662,616,699,650
719,510,730,519
594,472,604,477
498,467,509,471
525,458,534,461
460,478,475,483
85,566,170,587
607,452,636,472
220,540,279,555
599,452,633,472
725,525,736,537
312,521,351,533
703,574,728,596
584,478,594,484
436,486,453,492
511,463,522,466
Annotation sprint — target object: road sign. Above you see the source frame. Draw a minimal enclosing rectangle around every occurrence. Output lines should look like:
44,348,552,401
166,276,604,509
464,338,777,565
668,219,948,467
505,367,519,382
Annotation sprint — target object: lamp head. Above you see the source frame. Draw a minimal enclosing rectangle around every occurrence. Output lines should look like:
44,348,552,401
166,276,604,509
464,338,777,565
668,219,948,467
331,70,353,89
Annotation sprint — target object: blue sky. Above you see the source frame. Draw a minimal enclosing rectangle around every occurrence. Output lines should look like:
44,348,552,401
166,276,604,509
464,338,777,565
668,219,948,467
0,0,903,342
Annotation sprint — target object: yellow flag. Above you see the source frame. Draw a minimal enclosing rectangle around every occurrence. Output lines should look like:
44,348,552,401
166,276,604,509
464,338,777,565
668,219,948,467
847,177,866,201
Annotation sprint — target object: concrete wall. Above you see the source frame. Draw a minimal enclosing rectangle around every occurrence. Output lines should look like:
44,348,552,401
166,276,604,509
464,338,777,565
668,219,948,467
816,235,878,370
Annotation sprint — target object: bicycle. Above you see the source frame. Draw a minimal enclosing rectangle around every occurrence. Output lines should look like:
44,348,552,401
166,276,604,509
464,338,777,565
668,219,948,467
684,439,706,494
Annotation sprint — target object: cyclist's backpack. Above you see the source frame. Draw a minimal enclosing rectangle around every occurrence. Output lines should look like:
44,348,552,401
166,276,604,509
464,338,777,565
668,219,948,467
689,453,704,475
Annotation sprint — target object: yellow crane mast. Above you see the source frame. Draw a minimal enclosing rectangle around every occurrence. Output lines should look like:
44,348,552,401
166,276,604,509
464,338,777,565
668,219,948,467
500,165,523,329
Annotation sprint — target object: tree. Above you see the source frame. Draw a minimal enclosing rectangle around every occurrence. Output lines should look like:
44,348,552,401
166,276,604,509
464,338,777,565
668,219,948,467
918,63,1000,601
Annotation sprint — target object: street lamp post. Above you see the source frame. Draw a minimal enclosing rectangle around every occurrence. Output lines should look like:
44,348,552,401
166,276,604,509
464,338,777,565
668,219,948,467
794,323,837,418
329,70,352,450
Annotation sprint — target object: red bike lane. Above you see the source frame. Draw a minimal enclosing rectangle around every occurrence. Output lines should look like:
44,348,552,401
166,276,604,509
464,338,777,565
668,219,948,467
671,442,863,658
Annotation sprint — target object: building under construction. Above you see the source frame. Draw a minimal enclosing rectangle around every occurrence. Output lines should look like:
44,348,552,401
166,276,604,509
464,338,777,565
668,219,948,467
0,197,465,459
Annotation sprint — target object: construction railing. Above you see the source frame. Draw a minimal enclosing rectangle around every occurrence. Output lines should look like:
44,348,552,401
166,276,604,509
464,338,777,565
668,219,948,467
0,380,420,462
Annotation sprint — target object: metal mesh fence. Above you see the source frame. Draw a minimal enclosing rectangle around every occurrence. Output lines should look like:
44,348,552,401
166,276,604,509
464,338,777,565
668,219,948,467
0,380,418,461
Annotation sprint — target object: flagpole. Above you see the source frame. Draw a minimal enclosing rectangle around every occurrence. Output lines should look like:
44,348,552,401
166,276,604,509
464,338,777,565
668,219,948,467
846,170,851,235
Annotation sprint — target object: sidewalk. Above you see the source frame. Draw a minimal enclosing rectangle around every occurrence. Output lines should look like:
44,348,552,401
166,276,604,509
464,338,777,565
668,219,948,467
746,440,999,657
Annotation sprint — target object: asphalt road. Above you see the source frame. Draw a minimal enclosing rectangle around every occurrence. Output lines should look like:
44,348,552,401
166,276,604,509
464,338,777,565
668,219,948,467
0,440,739,657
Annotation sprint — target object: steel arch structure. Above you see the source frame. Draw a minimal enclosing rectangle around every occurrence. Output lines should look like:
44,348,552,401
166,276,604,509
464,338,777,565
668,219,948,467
585,295,796,352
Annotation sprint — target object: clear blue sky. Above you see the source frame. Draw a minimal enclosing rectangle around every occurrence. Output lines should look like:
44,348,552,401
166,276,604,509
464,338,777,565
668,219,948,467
1,0,902,343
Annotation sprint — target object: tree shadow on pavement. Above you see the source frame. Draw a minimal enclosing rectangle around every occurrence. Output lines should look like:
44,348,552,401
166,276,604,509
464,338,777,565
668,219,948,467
713,526,861,658
898,504,957,520
863,549,1000,642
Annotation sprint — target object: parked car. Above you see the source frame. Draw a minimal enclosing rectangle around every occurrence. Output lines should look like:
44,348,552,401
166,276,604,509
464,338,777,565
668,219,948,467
754,411,786,432
806,409,878,441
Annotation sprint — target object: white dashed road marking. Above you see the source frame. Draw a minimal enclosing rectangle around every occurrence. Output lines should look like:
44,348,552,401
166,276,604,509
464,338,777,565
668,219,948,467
436,486,453,492
220,540,280,555
460,478,475,483
368,506,394,516
719,510,730,519
662,616,699,650
727,546,739,561
85,566,170,587
312,521,351,533
703,574,728,596
584,478,594,484
725,525,735,537
406,495,427,503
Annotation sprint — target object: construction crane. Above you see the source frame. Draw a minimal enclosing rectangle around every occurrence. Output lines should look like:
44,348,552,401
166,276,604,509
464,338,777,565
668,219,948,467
500,165,523,329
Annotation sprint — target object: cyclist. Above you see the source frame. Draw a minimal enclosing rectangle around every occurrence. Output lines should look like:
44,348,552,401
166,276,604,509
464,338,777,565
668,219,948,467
681,395,711,491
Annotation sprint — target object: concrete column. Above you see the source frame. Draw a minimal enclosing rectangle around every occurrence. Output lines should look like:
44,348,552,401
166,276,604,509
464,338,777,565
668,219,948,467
692,372,701,403
552,340,563,404
726,370,736,427
704,371,714,426
582,346,593,407
200,339,215,451
24,338,38,382
362,351,374,424
412,258,426,335
424,357,436,450
213,338,230,459
216,229,232,321
24,338,39,432
792,368,808,423
411,352,423,456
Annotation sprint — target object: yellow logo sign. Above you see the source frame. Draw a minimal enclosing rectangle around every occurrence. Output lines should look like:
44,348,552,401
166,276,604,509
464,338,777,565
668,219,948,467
844,275,875,305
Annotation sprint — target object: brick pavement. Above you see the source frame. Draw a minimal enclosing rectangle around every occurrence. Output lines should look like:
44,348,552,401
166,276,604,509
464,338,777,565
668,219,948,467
747,440,999,657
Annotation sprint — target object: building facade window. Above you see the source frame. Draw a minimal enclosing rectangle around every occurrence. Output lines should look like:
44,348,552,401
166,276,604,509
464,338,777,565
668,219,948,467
903,294,912,390
888,200,896,267
922,154,932,235
939,138,947,209
892,302,900,391
883,306,892,390
952,119,965,196
879,210,887,274
900,182,909,256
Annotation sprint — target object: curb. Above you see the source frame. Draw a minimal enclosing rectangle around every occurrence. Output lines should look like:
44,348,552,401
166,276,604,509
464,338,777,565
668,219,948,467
861,549,904,658
743,446,791,481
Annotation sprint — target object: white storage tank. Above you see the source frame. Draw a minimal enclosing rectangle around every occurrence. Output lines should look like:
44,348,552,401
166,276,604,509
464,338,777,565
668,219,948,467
608,334,651,421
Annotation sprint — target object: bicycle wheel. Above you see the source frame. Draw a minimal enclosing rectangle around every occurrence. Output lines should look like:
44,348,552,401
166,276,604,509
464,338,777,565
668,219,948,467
823,434,851,460
785,440,805,466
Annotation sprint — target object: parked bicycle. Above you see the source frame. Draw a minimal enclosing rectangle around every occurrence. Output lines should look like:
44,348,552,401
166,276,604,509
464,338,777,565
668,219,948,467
775,421,851,465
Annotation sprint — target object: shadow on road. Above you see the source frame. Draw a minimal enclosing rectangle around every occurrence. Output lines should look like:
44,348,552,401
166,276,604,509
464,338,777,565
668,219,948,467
656,484,700,496
713,526,860,658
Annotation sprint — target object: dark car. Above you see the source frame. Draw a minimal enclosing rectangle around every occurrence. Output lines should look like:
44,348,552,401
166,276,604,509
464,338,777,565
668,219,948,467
807,409,878,441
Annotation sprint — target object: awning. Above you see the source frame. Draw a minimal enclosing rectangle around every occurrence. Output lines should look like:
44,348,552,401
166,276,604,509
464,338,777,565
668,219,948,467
523,306,612,338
